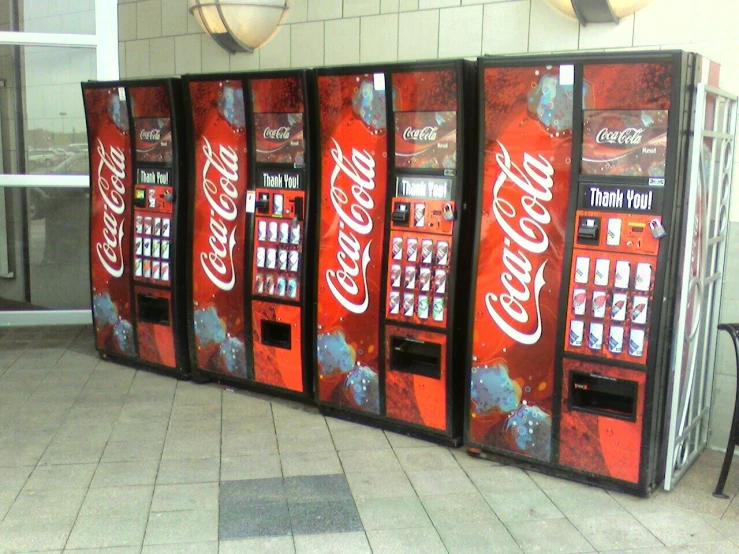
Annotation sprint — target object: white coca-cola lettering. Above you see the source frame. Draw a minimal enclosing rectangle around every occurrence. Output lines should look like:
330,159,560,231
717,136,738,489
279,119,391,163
595,127,644,146
485,141,555,345
402,126,438,142
263,126,291,140
95,138,127,279
199,137,240,292
325,138,376,315
140,128,162,142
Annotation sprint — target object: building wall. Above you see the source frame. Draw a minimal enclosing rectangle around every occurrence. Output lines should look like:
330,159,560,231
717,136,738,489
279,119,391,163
118,0,739,452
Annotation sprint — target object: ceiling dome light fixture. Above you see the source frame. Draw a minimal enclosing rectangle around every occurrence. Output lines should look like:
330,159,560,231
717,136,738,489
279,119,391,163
188,0,289,54
543,0,654,25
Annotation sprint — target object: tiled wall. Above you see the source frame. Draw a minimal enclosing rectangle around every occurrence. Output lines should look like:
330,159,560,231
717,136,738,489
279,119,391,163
118,0,739,452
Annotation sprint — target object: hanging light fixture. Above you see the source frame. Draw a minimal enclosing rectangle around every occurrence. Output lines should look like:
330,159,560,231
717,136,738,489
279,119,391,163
543,0,654,25
188,0,290,54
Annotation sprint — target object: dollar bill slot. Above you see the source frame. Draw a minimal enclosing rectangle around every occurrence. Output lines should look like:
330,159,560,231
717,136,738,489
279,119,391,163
391,202,411,225
577,216,601,245
569,371,638,422
389,337,441,379
260,320,292,350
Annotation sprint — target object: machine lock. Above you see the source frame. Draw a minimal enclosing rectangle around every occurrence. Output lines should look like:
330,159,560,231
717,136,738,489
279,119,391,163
391,202,411,225
442,203,456,222
163,190,175,203
649,219,666,239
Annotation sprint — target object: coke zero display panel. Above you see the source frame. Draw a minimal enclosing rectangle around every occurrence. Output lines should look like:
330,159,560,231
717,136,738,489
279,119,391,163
314,61,475,444
184,71,314,398
83,79,189,377
464,51,715,495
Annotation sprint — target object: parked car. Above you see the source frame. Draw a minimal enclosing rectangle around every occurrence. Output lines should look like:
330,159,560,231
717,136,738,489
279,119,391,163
26,153,90,221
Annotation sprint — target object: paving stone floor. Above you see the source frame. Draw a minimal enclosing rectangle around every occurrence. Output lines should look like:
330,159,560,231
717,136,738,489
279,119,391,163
0,325,738,553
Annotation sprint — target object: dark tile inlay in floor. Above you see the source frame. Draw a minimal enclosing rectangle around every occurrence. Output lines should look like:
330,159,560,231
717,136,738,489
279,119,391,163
219,474,362,540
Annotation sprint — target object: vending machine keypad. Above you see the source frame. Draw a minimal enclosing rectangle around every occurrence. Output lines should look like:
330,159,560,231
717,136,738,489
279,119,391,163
133,183,173,285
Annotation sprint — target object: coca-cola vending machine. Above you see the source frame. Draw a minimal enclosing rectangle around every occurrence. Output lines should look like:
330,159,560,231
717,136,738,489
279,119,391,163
83,79,189,377
314,61,475,444
465,51,719,495
184,71,315,398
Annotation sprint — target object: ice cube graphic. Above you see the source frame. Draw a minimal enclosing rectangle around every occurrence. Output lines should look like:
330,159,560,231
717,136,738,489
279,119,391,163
108,91,130,132
194,307,227,347
470,362,522,416
504,403,552,461
345,365,380,414
218,84,246,130
352,81,388,131
527,72,575,133
316,331,356,377
219,336,247,377
113,319,136,356
93,293,118,328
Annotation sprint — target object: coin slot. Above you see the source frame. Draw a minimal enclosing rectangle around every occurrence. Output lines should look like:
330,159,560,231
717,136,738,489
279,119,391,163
137,294,170,326
569,371,638,422
389,337,441,379
261,320,291,349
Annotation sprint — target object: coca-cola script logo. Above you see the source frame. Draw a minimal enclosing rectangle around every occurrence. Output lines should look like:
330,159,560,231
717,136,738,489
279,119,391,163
484,142,554,345
402,126,439,143
595,127,644,146
325,138,376,314
139,128,162,142
95,138,127,279
263,127,291,141
199,137,240,291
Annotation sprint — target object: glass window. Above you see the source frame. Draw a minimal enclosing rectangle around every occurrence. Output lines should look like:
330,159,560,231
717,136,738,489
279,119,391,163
20,0,96,35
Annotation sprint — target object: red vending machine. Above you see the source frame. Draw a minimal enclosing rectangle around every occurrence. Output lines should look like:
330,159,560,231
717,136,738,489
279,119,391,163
83,79,189,377
184,71,314,398
314,61,475,444
465,51,719,495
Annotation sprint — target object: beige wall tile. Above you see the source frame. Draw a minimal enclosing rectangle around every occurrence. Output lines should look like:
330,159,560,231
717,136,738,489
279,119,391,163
325,18,361,66
161,0,188,37
579,15,634,51
291,21,325,67
399,0,419,10
439,6,482,58
308,0,343,21
137,0,162,39
709,373,737,450
344,0,381,17
286,0,309,23
125,39,150,78
201,34,230,73
118,2,137,42
529,0,579,52
360,13,399,63
260,25,291,69
230,51,261,72
398,10,439,61
149,36,176,76
482,0,529,56
420,0,459,8
633,0,692,47
174,33,202,74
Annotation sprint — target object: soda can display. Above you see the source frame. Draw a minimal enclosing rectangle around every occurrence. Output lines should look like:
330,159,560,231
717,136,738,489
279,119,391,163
152,261,161,280
161,262,170,282
276,277,287,297
144,217,152,235
134,258,143,277
148,188,157,208
143,238,152,257
609,326,624,353
288,251,299,272
152,239,160,258
569,320,584,347
404,266,416,289
588,322,603,350
278,250,288,271
257,220,267,241
572,288,586,316
161,240,170,260
390,265,402,288
432,296,445,322
255,273,265,294
594,258,610,286
635,262,652,291
268,221,278,242
143,259,152,278
419,268,432,292
273,193,284,216
388,291,400,315
421,239,433,264
434,269,447,295
592,290,607,318
436,241,449,266
279,222,290,244
287,278,298,299
414,203,426,227
135,215,143,233
614,260,631,289
612,293,628,321
290,223,301,245
162,218,171,237
403,293,414,317
574,256,590,284
256,247,266,268
629,329,645,357
135,237,143,256
417,295,430,319
266,248,277,269
606,218,622,246
632,295,649,324
392,236,403,260
153,217,162,236
265,275,276,295
406,238,418,262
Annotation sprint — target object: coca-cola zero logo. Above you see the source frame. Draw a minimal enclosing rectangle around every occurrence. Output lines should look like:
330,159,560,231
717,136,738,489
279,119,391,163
402,126,439,143
325,138,376,314
199,137,240,292
484,141,554,345
95,138,127,279
263,126,291,141
595,127,644,146
140,128,162,142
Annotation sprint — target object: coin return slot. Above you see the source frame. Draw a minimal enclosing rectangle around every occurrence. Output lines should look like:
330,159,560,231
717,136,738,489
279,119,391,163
261,320,291,349
390,337,441,379
137,294,170,326
569,372,638,422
